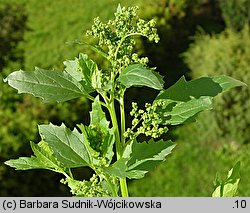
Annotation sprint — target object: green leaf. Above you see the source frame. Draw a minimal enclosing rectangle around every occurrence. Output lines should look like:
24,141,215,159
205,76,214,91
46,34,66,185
39,123,92,168
63,58,82,81
155,75,246,125
104,139,176,179
64,53,101,92
212,162,241,197
104,158,128,179
157,97,213,125
90,96,110,130
119,64,164,90
126,170,148,179
5,141,65,172
126,139,176,172
212,186,221,197
213,75,247,92
156,75,246,101
227,161,241,182
78,53,98,89
156,76,220,101
4,68,90,102
5,156,45,170
222,161,241,197
151,70,165,86
222,181,240,197
30,141,65,171
88,96,115,163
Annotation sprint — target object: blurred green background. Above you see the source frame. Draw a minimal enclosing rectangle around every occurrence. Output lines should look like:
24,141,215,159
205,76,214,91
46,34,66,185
0,0,249,196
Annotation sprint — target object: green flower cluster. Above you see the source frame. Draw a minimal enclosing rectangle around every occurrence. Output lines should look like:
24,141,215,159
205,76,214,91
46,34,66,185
86,4,159,72
86,125,105,153
124,101,168,140
61,174,111,197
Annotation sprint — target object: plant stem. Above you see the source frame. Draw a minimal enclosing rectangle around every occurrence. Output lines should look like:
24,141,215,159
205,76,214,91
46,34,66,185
108,92,129,196
102,172,118,197
114,32,144,60
68,169,73,179
120,178,129,197
119,93,129,197
86,93,108,108
119,93,126,147
109,101,121,158
108,63,129,197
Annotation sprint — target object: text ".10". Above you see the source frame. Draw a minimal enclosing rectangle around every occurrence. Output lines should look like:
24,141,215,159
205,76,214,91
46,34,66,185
234,200,246,209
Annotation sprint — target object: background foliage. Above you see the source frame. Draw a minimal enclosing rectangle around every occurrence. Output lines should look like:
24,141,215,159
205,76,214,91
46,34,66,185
219,0,250,31
0,0,249,196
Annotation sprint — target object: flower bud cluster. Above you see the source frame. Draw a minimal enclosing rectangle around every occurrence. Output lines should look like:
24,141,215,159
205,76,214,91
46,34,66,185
61,174,110,197
86,5,159,72
124,101,168,140
87,125,104,153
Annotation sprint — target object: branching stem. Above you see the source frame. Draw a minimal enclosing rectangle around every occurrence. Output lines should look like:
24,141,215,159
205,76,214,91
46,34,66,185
114,33,144,60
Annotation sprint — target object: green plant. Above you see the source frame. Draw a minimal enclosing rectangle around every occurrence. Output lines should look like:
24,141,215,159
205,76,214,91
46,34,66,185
0,0,145,197
3,5,245,197
212,161,241,197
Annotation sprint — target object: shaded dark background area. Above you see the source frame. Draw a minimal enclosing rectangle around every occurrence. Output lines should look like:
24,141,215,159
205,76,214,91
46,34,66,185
0,0,249,196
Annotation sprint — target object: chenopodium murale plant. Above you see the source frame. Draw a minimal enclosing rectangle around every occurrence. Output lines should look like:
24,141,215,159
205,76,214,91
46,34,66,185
4,5,246,197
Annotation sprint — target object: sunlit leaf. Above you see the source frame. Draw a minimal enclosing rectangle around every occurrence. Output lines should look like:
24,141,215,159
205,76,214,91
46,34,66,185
39,123,92,168
155,75,246,125
5,141,65,172
104,139,176,179
212,162,241,197
4,68,91,102
88,96,115,163
119,64,164,90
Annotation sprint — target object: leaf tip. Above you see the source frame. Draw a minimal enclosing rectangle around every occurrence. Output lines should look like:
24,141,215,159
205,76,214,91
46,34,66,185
3,77,8,83
4,160,15,169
